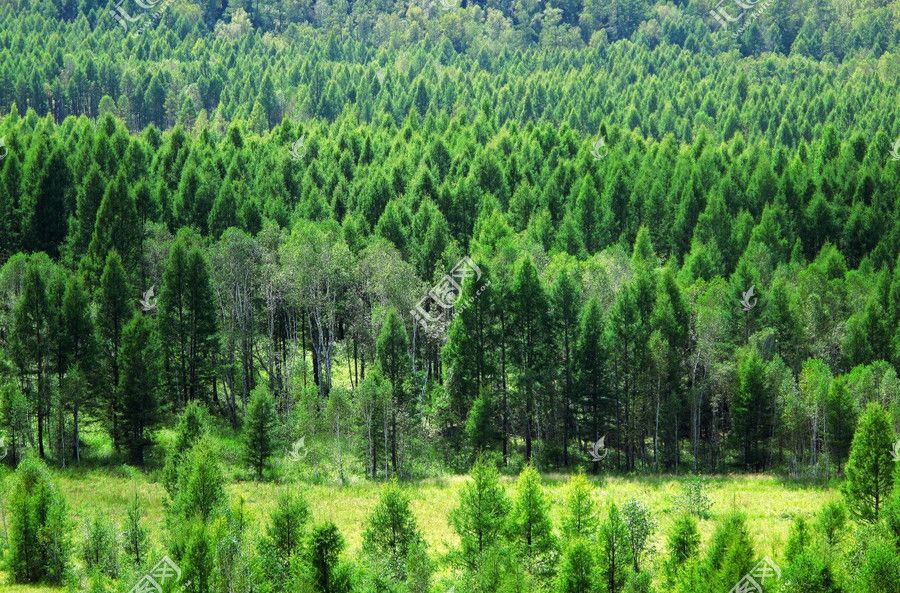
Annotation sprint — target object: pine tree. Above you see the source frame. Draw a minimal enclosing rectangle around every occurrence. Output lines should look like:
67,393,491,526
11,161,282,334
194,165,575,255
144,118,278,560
560,472,598,540
510,257,549,462
376,308,409,476
7,457,70,584
598,503,631,593
509,464,557,577
87,169,140,282
97,250,131,451
556,539,598,593
362,481,425,582
243,383,276,480
842,403,895,522
450,456,510,570
303,522,350,593
118,312,162,465
10,258,51,458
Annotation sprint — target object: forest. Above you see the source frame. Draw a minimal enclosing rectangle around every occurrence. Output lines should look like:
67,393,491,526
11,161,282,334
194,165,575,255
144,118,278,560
0,0,898,592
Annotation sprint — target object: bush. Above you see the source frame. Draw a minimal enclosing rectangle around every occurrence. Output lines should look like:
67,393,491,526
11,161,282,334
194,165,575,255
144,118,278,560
705,511,755,591
6,456,70,584
260,491,310,593
623,570,654,593
842,403,895,523
621,499,656,573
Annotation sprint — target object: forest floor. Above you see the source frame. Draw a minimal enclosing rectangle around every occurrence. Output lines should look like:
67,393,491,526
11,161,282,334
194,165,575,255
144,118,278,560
0,467,841,593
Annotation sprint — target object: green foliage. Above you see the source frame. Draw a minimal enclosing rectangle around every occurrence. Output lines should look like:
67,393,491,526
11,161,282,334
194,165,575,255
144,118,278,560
259,492,310,593
121,494,147,567
674,478,712,519
169,437,227,523
621,498,656,573
781,548,842,593
816,500,847,547
598,503,631,593
705,512,755,591
785,516,811,563
300,522,351,593
118,312,162,465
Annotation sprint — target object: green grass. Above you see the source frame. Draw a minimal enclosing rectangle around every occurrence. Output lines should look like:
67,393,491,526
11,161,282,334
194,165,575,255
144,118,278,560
0,466,840,592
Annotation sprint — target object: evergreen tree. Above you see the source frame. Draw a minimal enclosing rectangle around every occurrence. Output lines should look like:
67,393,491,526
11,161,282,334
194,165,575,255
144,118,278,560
118,312,162,465
450,456,510,570
842,403,895,523
598,503,631,593
243,383,276,480
97,250,131,451
362,481,425,582
509,464,557,577
376,308,409,476
6,457,70,584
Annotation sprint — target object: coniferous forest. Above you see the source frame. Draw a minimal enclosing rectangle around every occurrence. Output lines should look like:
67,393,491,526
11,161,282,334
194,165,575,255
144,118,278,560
0,0,899,592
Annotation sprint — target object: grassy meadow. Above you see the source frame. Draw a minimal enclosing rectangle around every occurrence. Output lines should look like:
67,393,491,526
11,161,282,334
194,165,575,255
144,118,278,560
0,462,841,593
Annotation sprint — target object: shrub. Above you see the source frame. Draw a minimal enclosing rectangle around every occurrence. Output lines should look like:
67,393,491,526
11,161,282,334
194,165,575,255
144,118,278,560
784,516,811,563
509,464,557,577
705,511,755,591
560,472,599,541
243,383,277,480
450,455,510,571
121,494,147,567
260,492,310,593
598,503,631,593
301,522,351,593
857,537,899,593
623,570,654,593
781,548,841,593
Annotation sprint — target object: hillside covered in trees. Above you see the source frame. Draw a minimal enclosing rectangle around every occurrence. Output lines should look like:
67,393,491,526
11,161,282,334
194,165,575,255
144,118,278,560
0,0,898,592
